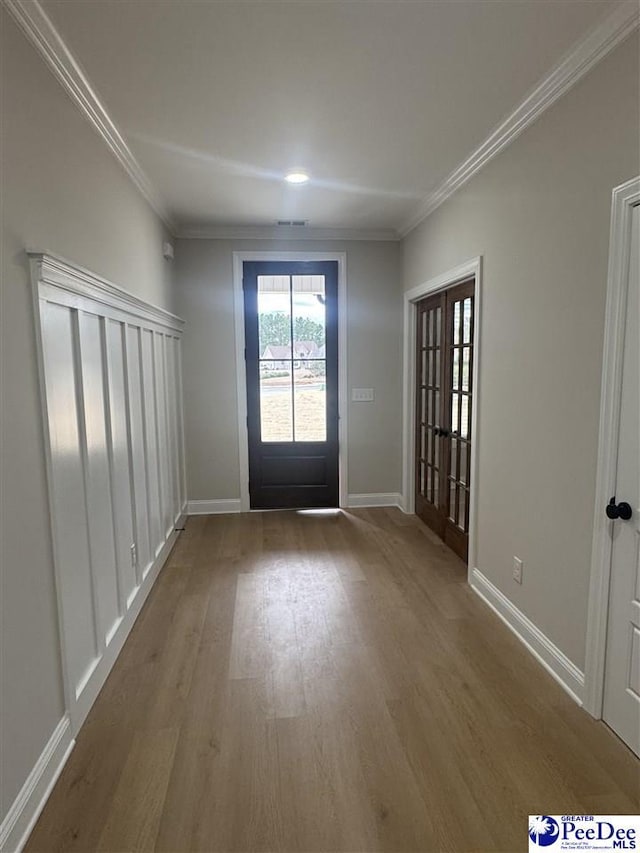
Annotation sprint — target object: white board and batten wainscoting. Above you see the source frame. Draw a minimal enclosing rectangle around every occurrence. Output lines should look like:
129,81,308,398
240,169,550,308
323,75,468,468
1,253,187,853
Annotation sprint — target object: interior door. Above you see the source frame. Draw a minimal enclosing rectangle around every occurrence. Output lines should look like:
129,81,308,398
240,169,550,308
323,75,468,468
415,279,475,561
603,203,640,756
243,260,339,509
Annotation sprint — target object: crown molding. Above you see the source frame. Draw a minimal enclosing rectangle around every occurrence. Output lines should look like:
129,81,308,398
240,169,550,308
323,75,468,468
175,224,401,242
399,0,640,238
6,0,636,242
4,0,176,233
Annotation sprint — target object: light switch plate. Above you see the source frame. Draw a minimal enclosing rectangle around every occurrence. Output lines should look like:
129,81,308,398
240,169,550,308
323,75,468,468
352,388,374,402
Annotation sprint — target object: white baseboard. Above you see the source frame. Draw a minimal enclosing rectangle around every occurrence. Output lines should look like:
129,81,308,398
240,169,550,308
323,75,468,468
188,497,404,513
0,715,74,853
470,568,585,705
346,493,403,509
187,499,242,515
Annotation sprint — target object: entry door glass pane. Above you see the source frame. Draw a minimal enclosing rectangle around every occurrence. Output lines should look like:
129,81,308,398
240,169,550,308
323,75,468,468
258,275,293,442
292,275,327,442
258,275,292,357
294,361,326,441
259,360,293,441
257,274,328,443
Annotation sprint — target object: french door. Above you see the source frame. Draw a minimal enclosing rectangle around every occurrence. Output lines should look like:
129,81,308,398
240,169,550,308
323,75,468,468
243,261,339,509
415,279,475,561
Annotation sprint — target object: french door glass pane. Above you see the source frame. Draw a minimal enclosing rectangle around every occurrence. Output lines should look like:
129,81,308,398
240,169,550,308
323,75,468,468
458,489,467,529
451,392,460,433
461,396,470,439
463,298,473,344
259,360,292,442
462,347,470,391
449,482,456,521
294,360,326,441
452,348,460,389
454,301,462,345
460,441,468,485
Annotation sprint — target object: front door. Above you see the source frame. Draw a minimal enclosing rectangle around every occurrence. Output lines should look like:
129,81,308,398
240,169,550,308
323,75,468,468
243,261,339,509
415,279,475,561
603,203,640,756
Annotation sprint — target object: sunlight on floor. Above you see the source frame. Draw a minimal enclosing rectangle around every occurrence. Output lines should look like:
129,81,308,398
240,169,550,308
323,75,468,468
296,508,342,517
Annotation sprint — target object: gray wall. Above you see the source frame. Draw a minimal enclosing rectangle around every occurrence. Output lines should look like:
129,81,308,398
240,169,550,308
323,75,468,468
175,239,402,501
403,35,639,669
0,9,174,819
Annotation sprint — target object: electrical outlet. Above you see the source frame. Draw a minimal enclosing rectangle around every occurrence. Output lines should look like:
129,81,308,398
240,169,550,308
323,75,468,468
130,543,137,568
513,556,523,585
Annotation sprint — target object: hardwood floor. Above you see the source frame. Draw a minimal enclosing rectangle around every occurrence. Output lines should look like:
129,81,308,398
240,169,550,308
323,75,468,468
26,509,639,853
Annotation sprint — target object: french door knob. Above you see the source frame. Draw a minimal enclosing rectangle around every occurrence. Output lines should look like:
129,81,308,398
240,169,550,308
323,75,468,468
606,497,633,521
440,428,450,439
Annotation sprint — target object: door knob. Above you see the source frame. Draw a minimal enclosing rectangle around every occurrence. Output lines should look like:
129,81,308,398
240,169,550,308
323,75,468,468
606,497,633,521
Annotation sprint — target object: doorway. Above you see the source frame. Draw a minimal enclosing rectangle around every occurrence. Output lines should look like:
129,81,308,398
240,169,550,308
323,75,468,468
402,257,481,569
414,279,475,561
602,201,639,755
242,260,339,509
585,177,640,757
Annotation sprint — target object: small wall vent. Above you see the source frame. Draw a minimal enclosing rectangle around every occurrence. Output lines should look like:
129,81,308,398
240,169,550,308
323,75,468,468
276,220,308,227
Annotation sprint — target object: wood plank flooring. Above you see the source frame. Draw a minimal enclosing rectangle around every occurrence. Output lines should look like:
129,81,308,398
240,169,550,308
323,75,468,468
25,509,639,853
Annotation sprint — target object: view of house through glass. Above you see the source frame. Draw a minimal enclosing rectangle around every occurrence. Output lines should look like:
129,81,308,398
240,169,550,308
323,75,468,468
257,274,327,442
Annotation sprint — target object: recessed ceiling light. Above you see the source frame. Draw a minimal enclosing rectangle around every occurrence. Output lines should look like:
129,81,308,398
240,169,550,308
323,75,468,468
284,170,310,185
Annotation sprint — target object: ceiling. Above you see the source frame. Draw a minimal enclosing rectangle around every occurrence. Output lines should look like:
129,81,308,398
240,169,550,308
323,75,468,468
39,0,617,235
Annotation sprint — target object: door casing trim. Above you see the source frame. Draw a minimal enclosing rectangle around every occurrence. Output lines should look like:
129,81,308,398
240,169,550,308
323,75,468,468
584,176,640,718
401,256,482,577
232,251,348,511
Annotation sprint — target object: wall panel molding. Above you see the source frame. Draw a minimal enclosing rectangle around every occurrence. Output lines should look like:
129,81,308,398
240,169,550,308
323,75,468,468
28,252,187,743
28,252,183,333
